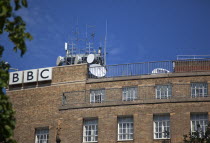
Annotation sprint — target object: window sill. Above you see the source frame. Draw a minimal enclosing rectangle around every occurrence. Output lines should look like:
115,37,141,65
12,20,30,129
153,139,171,143
153,138,170,140
117,139,134,142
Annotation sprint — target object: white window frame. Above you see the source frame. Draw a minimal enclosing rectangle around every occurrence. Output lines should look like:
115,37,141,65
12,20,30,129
118,117,134,141
122,86,138,101
90,89,105,103
191,113,208,137
156,85,172,99
153,114,170,139
191,83,208,98
35,128,49,143
83,119,98,143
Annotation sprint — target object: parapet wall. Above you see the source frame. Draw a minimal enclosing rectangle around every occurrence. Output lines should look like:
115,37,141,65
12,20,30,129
174,60,210,72
52,64,87,84
8,64,88,90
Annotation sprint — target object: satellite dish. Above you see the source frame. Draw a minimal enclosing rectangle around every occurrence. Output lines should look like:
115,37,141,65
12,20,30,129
152,68,170,74
89,64,106,77
56,56,65,66
75,55,82,64
87,54,95,64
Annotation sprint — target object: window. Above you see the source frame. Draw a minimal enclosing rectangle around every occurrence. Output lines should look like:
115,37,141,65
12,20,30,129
191,83,208,98
191,113,208,136
156,85,172,99
83,119,98,142
35,128,49,143
154,114,170,139
90,89,105,103
118,117,134,141
122,86,137,101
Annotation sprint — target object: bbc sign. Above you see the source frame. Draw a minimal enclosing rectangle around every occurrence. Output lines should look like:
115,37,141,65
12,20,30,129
9,68,52,85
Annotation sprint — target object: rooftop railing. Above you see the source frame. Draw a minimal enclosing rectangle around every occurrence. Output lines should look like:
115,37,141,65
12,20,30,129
88,59,210,79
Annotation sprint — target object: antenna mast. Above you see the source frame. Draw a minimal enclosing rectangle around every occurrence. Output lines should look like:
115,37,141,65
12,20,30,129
56,20,106,71
104,20,107,66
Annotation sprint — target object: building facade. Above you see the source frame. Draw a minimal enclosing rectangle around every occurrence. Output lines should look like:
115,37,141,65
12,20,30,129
7,60,210,143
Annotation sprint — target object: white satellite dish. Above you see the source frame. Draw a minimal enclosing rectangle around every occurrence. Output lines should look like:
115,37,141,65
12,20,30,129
56,56,65,66
87,54,95,64
89,64,106,77
152,68,170,74
75,55,82,64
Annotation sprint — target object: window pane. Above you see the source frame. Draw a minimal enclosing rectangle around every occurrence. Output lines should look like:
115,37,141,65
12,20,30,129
35,128,49,143
122,87,137,101
191,113,208,136
155,133,158,138
191,83,208,97
83,119,98,142
154,114,170,139
90,89,105,103
118,117,134,140
156,85,172,99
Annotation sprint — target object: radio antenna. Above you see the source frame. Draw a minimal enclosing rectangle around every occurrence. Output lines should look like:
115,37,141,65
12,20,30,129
104,20,108,66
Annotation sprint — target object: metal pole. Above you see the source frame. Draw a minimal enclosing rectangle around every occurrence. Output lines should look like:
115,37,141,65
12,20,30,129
104,20,107,66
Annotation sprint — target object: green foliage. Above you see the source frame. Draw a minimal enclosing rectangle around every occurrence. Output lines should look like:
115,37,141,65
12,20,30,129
0,0,32,143
183,123,210,143
0,0,32,56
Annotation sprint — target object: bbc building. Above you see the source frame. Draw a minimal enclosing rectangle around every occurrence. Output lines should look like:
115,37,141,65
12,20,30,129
7,59,210,143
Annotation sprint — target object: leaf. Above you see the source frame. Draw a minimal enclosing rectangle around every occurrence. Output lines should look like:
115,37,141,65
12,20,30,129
14,0,21,10
0,6,8,16
0,45,4,57
25,32,33,40
21,0,28,7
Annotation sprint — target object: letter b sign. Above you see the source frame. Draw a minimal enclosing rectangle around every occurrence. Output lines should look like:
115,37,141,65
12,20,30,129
9,71,23,85
23,69,37,83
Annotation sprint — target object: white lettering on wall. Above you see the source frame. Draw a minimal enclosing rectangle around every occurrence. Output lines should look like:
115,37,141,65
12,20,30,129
9,71,23,85
23,69,37,83
38,68,52,81
9,67,52,85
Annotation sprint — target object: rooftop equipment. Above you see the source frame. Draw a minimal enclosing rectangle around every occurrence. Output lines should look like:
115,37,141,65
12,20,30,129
56,23,107,78
89,64,106,77
152,68,170,74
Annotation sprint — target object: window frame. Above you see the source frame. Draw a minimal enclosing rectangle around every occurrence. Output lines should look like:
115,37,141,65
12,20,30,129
83,118,98,143
153,114,170,139
35,127,49,143
190,113,208,137
90,89,105,103
155,85,172,99
191,83,208,98
122,86,138,101
117,116,134,141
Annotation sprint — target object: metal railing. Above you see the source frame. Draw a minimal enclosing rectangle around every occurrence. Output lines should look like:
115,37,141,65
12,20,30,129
88,59,210,79
61,84,210,108
177,55,210,60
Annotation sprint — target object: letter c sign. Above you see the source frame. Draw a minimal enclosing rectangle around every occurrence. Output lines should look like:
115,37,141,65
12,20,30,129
38,68,52,81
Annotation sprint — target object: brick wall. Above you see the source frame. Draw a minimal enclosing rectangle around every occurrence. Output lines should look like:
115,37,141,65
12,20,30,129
174,60,210,72
7,64,210,143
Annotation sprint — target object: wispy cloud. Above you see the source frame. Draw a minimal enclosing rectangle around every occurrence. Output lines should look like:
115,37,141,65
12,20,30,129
3,2,66,70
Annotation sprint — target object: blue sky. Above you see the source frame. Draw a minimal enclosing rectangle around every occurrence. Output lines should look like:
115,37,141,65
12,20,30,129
2,0,210,71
